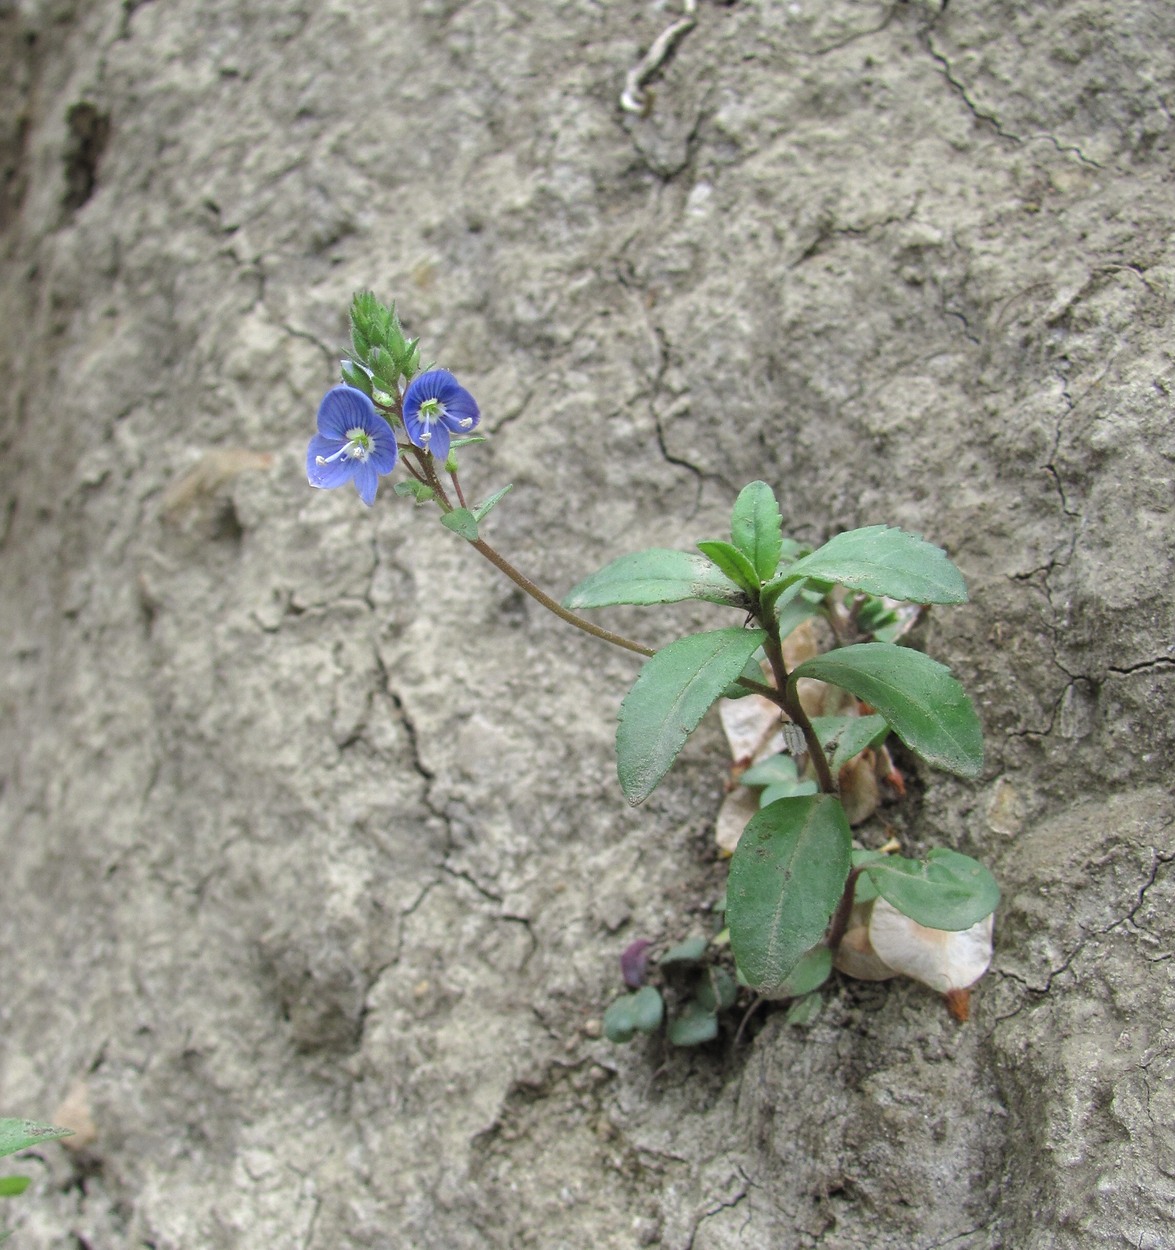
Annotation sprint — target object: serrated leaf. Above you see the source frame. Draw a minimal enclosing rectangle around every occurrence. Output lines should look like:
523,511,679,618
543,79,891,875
0,1176,29,1197
667,1001,720,1046
863,848,999,930
791,643,983,778
730,481,784,582
563,549,747,610
696,540,761,593
617,629,767,804
471,484,512,523
0,1121,73,1159
440,508,479,542
728,795,852,991
768,525,968,605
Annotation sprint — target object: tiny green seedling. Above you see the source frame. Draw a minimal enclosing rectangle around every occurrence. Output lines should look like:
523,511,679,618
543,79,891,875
305,293,999,1046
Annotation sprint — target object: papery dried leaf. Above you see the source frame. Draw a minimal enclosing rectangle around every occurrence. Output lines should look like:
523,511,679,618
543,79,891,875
715,784,760,856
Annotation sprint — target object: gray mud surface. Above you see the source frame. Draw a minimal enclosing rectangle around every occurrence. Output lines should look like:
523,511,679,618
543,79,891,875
1,2,1172,1247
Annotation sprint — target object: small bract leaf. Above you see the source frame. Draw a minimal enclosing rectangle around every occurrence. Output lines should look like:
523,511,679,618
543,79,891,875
617,628,767,805
0,1120,73,1159
439,508,479,542
667,1001,720,1046
472,484,513,523
564,549,748,610
394,479,436,504
0,1175,31,1197
730,480,784,582
791,643,984,778
696,540,761,594
659,935,709,966
774,525,968,605
864,848,1000,930
728,795,852,991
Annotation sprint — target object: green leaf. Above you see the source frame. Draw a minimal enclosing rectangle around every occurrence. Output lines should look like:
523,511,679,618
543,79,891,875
769,525,968,605
339,361,374,396
0,1177,29,1197
394,479,436,504
696,540,761,594
449,435,488,449
603,986,665,1042
739,754,800,788
367,344,400,388
696,966,739,1012
0,1121,72,1159
809,714,890,772
774,588,823,641
659,936,709,966
775,944,833,997
790,643,983,778
563,549,748,610
784,992,823,1026
849,849,889,903
471,484,513,523
720,650,768,699
730,481,784,582
863,848,1000,930
439,508,479,542
727,795,853,991
759,779,819,806
667,1001,719,1046
617,628,767,805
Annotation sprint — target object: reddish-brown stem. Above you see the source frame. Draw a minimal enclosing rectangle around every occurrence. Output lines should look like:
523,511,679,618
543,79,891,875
825,867,862,950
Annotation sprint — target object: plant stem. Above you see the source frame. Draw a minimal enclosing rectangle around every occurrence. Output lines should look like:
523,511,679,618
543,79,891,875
759,614,836,794
825,867,862,950
413,450,655,658
470,538,654,658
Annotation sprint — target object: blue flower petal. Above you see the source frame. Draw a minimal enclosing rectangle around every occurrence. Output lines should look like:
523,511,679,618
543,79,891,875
317,385,377,439
427,422,451,463
440,388,479,433
307,435,354,490
352,459,379,506
368,433,398,475
403,370,479,455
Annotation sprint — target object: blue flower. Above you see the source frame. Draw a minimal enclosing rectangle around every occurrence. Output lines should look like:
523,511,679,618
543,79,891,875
306,385,398,506
402,370,480,463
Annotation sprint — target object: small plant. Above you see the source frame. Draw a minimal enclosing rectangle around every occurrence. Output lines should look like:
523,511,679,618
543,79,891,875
306,293,999,1042
0,1119,73,1241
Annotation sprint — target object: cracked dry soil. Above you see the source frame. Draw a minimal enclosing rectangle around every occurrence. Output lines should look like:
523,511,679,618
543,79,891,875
1,2,1172,1248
